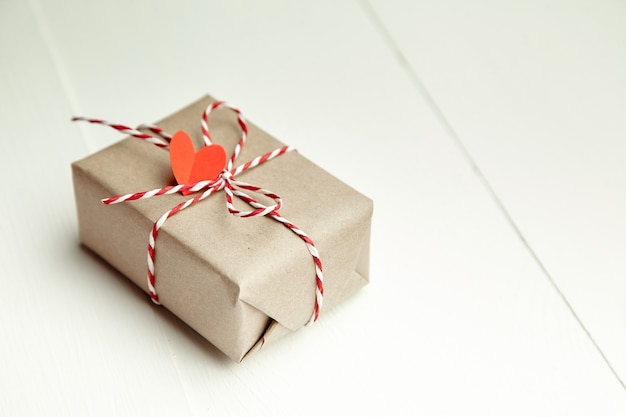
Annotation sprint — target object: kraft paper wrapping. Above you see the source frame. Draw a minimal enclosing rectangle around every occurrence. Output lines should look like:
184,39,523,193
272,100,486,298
72,96,373,362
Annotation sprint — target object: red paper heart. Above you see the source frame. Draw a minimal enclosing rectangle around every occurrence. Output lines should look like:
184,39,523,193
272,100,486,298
169,130,226,189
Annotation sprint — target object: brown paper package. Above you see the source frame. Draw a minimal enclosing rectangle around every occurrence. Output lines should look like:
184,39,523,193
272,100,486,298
72,96,373,362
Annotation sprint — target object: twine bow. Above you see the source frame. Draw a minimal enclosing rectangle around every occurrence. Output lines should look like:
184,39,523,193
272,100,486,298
73,101,323,325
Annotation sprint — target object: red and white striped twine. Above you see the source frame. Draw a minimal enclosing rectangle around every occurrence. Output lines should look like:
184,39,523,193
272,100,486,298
73,102,324,325
71,117,172,148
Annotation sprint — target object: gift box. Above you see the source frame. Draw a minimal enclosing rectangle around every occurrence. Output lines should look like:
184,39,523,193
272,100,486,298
71,96,373,362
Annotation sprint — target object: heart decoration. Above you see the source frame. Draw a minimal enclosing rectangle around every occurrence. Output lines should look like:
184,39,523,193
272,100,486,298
169,130,226,192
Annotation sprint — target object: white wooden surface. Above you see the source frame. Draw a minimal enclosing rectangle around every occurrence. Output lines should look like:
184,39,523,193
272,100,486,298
1,0,625,415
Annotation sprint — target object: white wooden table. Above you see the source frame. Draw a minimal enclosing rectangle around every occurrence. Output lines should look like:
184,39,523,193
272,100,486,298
2,1,625,415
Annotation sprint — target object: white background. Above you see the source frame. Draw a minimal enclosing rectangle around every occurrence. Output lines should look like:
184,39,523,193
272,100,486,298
2,0,626,415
